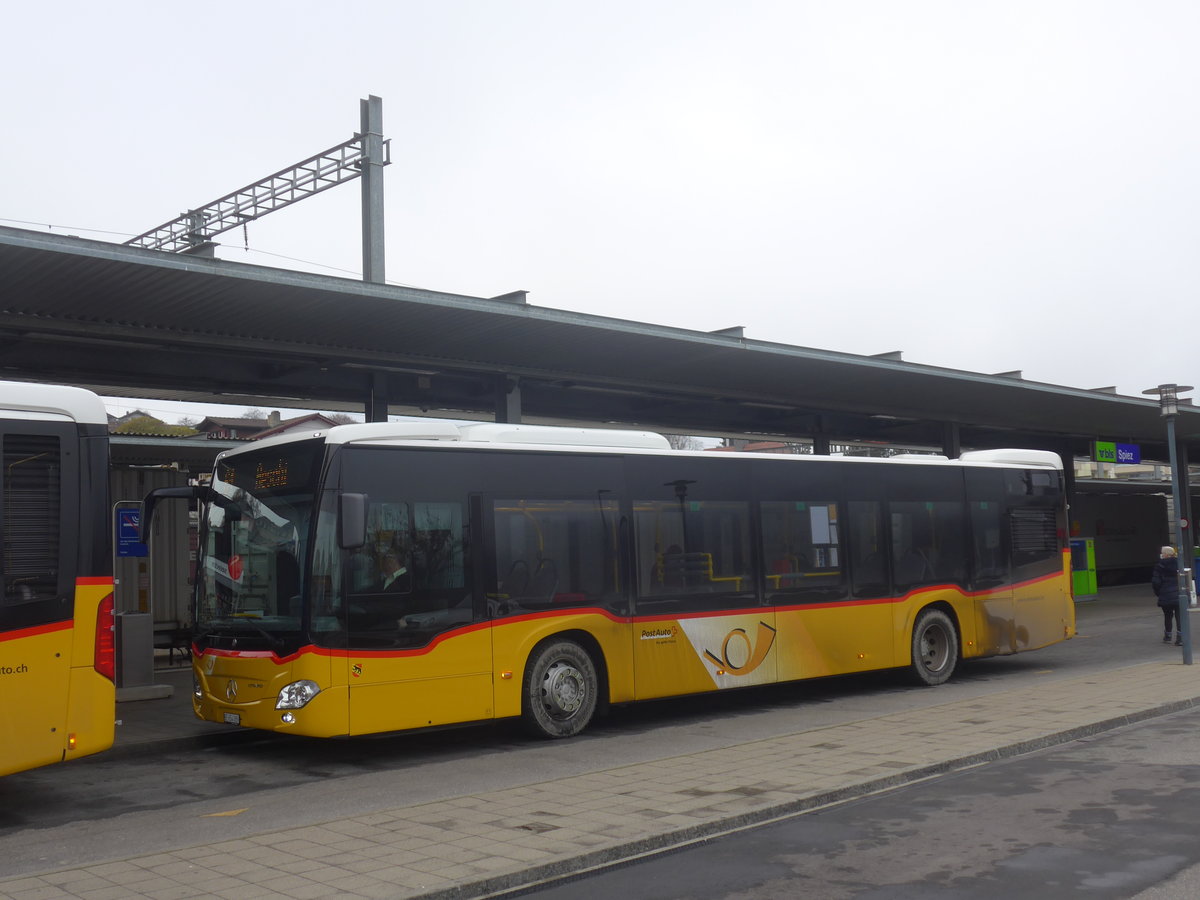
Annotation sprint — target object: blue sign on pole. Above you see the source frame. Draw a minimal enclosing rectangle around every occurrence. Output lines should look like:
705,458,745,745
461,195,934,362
116,507,148,558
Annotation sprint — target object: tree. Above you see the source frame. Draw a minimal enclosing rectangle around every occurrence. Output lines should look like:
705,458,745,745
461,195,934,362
664,434,703,451
326,413,358,425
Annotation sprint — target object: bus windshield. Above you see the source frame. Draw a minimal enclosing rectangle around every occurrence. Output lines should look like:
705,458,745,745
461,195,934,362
196,441,323,652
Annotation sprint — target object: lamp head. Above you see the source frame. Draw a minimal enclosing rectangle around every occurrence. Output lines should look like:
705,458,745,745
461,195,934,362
1143,383,1194,417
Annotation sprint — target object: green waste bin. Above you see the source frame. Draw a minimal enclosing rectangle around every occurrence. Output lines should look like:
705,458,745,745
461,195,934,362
1070,537,1097,600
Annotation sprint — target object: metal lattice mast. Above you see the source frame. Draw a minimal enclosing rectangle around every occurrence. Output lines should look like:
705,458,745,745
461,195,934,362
125,96,390,280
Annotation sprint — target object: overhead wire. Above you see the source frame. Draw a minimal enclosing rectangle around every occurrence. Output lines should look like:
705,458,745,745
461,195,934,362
0,216,422,290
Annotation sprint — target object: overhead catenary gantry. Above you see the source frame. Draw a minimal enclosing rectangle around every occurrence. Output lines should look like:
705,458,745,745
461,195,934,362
124,96,390,286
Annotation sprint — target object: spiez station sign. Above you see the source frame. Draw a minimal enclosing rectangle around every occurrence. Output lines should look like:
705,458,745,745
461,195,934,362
1093,441,1142,465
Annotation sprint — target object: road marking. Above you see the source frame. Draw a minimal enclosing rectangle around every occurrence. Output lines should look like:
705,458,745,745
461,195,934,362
202,808,248,817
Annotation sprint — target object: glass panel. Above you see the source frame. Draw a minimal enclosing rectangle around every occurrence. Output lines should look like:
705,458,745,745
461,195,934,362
890,501,967,589
195,442,323,652
344,499,470,648
634,497,753,613
970,500,1006,588
760,500,845,602
1006,469,1060,497
489,497,620,616
848,501,887,598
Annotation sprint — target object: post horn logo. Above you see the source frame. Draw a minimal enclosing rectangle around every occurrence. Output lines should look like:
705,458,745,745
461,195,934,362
703,621,777,676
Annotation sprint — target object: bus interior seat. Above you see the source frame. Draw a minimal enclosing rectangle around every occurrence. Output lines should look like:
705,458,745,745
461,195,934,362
662,551,718,588
500,560,530,596
527,558,558,600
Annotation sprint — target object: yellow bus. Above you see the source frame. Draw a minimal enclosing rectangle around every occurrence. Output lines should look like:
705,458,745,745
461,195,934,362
144,422,1073,740
1,381,115,775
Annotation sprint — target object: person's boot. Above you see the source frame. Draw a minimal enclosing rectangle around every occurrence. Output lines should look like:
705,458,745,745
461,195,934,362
1176,633,1183,646
1165,632,1172,642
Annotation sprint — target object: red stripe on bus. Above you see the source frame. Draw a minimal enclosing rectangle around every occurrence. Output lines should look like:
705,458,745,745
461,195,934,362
0,620,73,643
76,576,115,586
194,570,1069,662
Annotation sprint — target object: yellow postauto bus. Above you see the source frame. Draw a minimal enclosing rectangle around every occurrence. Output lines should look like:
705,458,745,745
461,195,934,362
143,422,1074,740
1,381,115,776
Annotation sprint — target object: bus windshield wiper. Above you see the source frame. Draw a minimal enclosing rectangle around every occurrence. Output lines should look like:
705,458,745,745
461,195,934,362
201,619,284,650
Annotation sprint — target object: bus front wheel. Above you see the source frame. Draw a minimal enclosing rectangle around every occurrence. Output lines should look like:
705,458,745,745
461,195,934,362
909,608,958,686
522,640,598,739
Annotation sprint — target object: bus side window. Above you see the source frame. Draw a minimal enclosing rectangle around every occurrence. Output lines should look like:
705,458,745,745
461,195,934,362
890,501,966,589
490,497,619,615
970,501,1006,587
848,501,887,598
760,500,844,601
343,499,470,649
633,498,753,612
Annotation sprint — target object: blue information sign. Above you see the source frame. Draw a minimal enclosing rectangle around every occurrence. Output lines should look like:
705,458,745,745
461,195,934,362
1115,443,1141,464
116,507,148,558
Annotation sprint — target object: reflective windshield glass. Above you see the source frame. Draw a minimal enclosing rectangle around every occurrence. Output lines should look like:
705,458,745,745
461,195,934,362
196,441,323,651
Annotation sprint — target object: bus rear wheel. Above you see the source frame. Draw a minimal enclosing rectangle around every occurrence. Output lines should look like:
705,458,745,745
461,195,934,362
909,608,958,686
522,640,598,739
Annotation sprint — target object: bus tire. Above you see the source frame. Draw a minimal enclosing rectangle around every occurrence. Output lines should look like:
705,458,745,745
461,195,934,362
909,608,957,686
522,640,598,739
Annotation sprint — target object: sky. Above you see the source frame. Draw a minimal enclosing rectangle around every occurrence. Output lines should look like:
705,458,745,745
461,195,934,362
5,1,1199,422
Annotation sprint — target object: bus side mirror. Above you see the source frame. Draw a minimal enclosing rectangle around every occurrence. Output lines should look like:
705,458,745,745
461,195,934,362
140,486,203,543
339,493,368,549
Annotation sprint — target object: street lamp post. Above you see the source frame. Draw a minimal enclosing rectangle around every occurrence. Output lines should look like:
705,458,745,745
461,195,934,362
1143,383,1194,665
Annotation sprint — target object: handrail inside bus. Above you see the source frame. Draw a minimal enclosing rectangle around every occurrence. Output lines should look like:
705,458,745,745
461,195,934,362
140,485,205,542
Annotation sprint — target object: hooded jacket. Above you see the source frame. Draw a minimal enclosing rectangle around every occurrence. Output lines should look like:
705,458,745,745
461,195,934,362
1152,556,1180,608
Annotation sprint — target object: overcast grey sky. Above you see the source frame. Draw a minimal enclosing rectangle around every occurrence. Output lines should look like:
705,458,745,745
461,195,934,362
5,1,1198,420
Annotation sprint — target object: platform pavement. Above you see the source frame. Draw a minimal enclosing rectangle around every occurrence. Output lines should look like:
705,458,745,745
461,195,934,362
4,585,1199,900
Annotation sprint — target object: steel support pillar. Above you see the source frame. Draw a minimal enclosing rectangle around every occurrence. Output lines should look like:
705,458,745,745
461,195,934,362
1058,446,1076,506
1179,440,1193,565
496,376,522,424
365,372,388,423
360,95,386,284
942,422,961,459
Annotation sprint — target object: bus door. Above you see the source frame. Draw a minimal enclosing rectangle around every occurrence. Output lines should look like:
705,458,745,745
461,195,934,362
340,483,491,735
484,489,633,715
759,498,853,681
812,499,895,675
629,473,771,700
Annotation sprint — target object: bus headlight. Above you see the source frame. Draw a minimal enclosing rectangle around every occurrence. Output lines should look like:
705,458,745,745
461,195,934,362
276,680,321,709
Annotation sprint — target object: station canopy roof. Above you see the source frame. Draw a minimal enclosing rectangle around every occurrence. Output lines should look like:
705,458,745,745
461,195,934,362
2,224,1197,463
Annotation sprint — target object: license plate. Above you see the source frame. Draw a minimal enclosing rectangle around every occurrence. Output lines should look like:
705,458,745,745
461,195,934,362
223,712,241,726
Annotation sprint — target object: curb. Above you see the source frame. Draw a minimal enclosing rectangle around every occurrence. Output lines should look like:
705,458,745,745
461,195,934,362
413,696,1200,900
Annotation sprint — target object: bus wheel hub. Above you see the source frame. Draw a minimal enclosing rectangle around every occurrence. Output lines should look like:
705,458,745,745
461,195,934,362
543,661,585,716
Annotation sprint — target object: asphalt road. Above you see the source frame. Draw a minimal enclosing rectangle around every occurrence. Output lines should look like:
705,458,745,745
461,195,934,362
512,706,1200,900
0,591,1180,882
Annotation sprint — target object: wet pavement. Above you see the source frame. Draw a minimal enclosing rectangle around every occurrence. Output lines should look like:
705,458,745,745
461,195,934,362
5,584,1199,900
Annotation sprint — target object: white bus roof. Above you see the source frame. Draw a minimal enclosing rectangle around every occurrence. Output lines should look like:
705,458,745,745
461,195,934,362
224,420,1061,470
958,448,1063,469
323,421,672,451
0,380,108,426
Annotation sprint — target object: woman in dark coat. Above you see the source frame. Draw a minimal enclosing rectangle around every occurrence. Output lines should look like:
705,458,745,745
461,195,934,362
1152,545,1182,645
